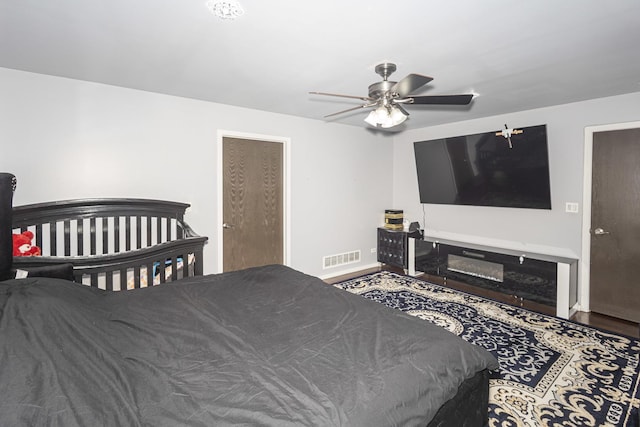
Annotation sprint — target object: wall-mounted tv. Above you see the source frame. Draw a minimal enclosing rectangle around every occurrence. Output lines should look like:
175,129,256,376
414,124,552,209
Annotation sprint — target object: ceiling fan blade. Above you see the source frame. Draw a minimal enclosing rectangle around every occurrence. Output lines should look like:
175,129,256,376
324,103,375,118
310,91,373,101
391,74,433,97
408,94,474,105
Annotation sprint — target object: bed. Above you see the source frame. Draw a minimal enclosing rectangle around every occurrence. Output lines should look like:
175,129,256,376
0,265,498,426
10,197,208,289
0,173,499,426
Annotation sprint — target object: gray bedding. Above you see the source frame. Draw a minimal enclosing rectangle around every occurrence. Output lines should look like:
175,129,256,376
0,264,498,426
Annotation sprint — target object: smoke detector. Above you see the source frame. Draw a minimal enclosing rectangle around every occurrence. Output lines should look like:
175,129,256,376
206,0,244,20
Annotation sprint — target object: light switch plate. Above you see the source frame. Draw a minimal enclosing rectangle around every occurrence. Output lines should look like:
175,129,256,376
565,202,579,213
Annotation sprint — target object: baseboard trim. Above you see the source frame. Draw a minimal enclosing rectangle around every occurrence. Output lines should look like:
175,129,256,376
318,262,380,282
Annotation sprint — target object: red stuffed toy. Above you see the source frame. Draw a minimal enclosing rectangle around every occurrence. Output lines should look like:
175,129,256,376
12,231,41,256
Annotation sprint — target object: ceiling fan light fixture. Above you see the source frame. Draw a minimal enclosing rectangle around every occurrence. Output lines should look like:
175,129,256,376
206,0,244,20
364,105,407,128
388,106,408,126
313,63,473,129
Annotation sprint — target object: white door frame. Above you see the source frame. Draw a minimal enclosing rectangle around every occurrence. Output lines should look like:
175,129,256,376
580,120,640,312
216,130,291,273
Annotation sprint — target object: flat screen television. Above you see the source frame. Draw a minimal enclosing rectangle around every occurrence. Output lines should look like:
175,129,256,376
413,124,552,209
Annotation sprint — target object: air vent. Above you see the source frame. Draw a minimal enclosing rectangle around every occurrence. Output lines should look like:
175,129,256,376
323,250,361,269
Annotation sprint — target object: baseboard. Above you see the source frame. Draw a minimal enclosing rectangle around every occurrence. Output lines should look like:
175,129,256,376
318,262,380,281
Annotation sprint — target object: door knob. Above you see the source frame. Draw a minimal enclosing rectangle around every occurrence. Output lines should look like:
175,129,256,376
222,223,234,229
593,227,609,235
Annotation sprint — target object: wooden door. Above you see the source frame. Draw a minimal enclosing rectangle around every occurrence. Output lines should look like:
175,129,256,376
590,128,640,323
222,137,283,272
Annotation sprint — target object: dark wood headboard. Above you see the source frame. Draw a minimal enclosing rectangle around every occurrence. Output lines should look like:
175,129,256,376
12,198,208,290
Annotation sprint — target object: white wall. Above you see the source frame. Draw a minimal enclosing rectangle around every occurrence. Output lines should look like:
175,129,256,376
392,91,640,299
4,66,639,287
0,67,393,278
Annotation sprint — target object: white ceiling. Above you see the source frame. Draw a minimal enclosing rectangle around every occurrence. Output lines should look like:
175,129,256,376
1,0,639,132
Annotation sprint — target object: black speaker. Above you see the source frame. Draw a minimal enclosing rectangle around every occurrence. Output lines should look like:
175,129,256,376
408,221,423,239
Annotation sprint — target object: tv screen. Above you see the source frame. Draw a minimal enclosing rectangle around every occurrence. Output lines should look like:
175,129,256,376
414,124,551,209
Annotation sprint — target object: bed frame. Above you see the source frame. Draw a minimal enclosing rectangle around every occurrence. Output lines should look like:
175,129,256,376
2,174,495,425
12,198,208,290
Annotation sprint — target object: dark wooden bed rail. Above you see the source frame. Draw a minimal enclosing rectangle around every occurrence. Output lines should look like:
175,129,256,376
12,198,208,290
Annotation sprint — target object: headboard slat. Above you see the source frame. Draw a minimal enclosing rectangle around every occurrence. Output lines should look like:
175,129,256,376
63,220,71,256
171,255,178,282
119,267,127,291
125,216,131,252
89,217,96,255
77,218,83,256
135,216,142,250
35,224,43,250
133,266,140,289
49,222,57,256
101,218,108,255
114,217,121,253
159,256,166,283
146,216,152,248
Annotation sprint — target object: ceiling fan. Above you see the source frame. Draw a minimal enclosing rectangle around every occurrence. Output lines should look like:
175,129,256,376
310,63,475,129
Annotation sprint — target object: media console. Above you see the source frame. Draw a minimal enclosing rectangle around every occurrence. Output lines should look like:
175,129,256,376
407,237,578,319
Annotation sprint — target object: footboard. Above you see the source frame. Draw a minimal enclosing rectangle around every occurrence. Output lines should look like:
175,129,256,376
12,198,208,290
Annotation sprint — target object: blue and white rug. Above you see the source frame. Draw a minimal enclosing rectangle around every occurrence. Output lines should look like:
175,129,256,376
335,271,640,427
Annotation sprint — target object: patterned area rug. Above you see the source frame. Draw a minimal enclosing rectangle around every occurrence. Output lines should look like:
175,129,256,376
335,271,640,427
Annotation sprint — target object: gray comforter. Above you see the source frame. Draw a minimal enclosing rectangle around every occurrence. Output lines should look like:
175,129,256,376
0,264,498,426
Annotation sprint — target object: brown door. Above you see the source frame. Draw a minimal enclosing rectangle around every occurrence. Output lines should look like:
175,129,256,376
222,137,284,272
590,128,640,323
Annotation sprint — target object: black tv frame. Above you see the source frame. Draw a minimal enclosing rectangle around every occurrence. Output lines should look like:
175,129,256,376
413,124,552,210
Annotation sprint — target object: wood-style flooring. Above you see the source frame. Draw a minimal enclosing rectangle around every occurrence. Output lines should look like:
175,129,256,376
325,266,639,339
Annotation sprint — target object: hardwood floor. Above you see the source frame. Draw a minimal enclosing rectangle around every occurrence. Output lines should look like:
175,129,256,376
325,266,640,339
571,311,639,339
